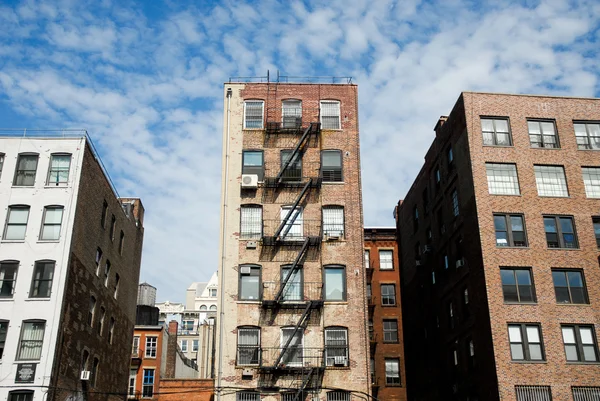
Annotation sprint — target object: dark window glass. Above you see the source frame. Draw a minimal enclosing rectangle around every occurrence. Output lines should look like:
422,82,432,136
552,270,588,304
239,265,260,301
0,262,18,298
321,150,342,182
237,327,260,365
101,200,108,228
8,391,34,401
13,154,38,186
281,150,302,182
500,268,535,303
494,214,527,247
544,216,578,248
0,320,8,360
30,261,55,298
593,217,600,248
242,151,264,181
383,320,398,343
381,284,396,305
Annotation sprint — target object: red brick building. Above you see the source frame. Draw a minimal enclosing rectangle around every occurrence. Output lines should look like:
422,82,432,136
364,227,407,401
396,92,600,401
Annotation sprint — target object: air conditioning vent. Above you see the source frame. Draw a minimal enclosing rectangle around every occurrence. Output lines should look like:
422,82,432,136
240,266,251,275
333,356,348,366
80,371,91,381
456,259,465,268
241,174,258,188
324,231,342,241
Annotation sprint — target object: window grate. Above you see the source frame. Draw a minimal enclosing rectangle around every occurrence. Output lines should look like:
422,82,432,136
236,393,260,401
240,206,262,239
515,385,552,401
327,391,350,401
244,101,264,129
323,207,344,237
573,386,600,401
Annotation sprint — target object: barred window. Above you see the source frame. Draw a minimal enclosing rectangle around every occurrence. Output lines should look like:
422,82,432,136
325,327,348,367
582,167,600,198
573,387,600,401
534,165,568,197
515,385,552,401
486,163,520,195
240,205,262,239
282,99,302,128
236,392,259,401
323,206,344,237
574,122,600,150
321,101,341,129
481,118,512,146
327,391,350,401
8,391,34,401
528,120,559,148
244,101,264,129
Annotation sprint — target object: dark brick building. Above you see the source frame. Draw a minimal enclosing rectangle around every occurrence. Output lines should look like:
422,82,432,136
364,227,407,401
396,93,600,401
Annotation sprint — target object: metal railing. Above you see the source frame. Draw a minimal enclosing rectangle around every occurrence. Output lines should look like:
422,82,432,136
265,108,321,130
573,387,600,401
261,219,322,241
264,162,322,184
259,347,324,369
262,282,323,303
515,385,552,401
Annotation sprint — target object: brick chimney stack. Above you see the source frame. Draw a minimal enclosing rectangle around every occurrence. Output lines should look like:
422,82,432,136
165,320,178,378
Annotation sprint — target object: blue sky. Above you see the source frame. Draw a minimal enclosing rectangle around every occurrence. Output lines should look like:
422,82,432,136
1,0,599,302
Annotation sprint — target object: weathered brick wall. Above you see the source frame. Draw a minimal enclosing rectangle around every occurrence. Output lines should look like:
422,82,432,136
50,141,144,401
158,379,214,401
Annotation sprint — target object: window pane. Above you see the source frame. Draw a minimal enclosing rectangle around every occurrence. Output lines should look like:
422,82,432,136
243,152,263,166
565,344,579,361
486,163,520,195
322,151,341,167
562,327,576,343
583,345,598,362
379,250,393,270
324,267,344,300
9,208,29,224
508,326,522,342
580,327,594,344
529,344,543,360
534,165,568,197
510,344,524,360
526,326,540,343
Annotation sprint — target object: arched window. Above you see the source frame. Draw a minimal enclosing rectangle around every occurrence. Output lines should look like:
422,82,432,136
324,326,348,367
200,305,207,311
236,326,260,366
209,305,217,311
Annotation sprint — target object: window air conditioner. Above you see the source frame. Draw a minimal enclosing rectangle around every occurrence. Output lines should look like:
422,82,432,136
334,356,347,366
241,174,258,188
455,259,465,268
240,266,251,275
325,231,342,241
80,371,91,381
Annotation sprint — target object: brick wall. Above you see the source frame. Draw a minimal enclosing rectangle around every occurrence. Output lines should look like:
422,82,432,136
158,379,214,401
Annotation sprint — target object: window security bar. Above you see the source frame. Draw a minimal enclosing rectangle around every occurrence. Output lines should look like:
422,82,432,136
515,385,552,401
573,386,600,401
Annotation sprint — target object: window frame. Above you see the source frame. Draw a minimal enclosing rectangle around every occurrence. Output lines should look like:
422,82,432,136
552,269,589,304
142,368,155,398
110,214,116,241
527,119,559,148
119,231,125,255
145,336,158,358
322,205,344,237
8,391,34,401
0,153,4,180
494,214,528,247
385,357,401,386
593,217,600,249
242,150,264,181
582,167,600,198
508,323,545,362
481,117,512,146
574,121,600,150
13,153,39,186
324,326,349,367
323,264,346,301
243,100,265,129
88,296,96,326
0,260,19,298
0,319,8,361
101,200,108,228
16,320,46,361
30,260,55,299
240,205,262,240
320,100,341,130
238,264,261,301
280,149,302,182
500,267,536,304
561,324,599,363
321,150,343,182
383,319,399,343
379,249,394,270
282,99,302,128
4,205,30,241
381,283,396,306
451,188,459,217
534,165,569,197
108,317,115,344
485,163,520,195
543,215,578,249
39,205,64,241
46,153,71,186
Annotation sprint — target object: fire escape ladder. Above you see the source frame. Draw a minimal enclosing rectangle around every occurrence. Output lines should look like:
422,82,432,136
273,302,313,368
274,238,311,303
275,124,313,183
291,368,315,401
274,179,312,240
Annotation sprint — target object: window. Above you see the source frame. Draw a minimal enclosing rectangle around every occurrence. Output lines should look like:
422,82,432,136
379,250,393,270
448,146,454,165
128,369,136,398
451,189,459,216
324,265,345,301
434,168,441,185
481,118,512,146
281,150,302,182
467,339,475,370
494,214,527,247
573,387,600,400
145,336,157,358
462,288,470,319
381,284,396,305
108,318,115,344
320,100,340,129
242,150,264,181
28,260,55,299
368,320,374,340
0,320,8,360
13,154,38,186
0,261,18,297
192,339,199,351
0,154,4,178
582,167,600,198
383,319,399,343
132,337,140,357
8,391,34,401
119,231,125,254
88,296,96,326
508,324,544,361
364,250,370,269
486,163,520,195
534,165,569,197
4,206,30,240
574,122,600,150
281,265,302,301
236,392,260,401
110,215,116,241
200,305,207,311
101,200,108,228
95,248,102,275
47,154,71,185
97,307,105,335
552,269,588,304
281,327,303,366
209,288,217,297
594,217,600,248
91,357,99,387
528,120,559,148
240,205,262,239
413,205,419,231
562,325,599,362
366,283,372,300
325,327,348,367
239,265,260,300
114,274,120,299
544,216,578,248
244,100,264,129
515,386,552,401
323,206,344,237
209,305,217,311
327,392,350,401
443,254,449,269
39,206,63,240
500,268,536,303
142,369,155,397
385,358,401,386
321,150,342,182
17,320,45,360
182,320,194,331
448,302,455,329
282,99,302,128
104,260,111,287
181,340,188,352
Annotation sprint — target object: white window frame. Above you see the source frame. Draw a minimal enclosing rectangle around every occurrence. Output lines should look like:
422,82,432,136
47,153,71,185
243,100,264,129
486,163,520,195
582,167,600,198
379,250,393,270
385,358,401,386
145,336,157,358
237,327,260,366
320,100,341,130
142,368,155,398
128,369,137,398
180,339,188,352
240,205,262,239
4,205,30,240
282,99,302,128
281,327,303,367
534,165,569,197
325,327,348,367
323,206,344,237
39,206,63,241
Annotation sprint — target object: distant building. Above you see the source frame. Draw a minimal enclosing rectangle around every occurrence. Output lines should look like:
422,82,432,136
0,131,144,401
396,92,600,400
364,227,406,401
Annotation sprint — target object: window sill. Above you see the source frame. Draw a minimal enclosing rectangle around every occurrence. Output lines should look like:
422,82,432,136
11,185,35,188
496,246,529,249
538,195,570,198
381,304,398,308
379,268,395,271
555,302,591,306
482,145,514,148
504,302,537,305
530,147,561,150
37,240,60,243
324,301,348,305
322,181,345,185
385,384,403,387
511,360,547,364
1,240,25,243
25,297,51,301
488,193,521,196
237,300,261,304
577,149,600,151
546,247,580,251
235,365,259,369
566,361,600,365
321,128,343,132
243,128,264,131
44,184,69,188
0,297,15,301
325,366,350,370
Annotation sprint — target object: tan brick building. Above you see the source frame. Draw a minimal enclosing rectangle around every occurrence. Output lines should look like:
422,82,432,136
396,92,600,401
216,81,370,401
364,228,407,401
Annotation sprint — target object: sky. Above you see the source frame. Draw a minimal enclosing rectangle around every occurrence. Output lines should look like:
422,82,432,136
0,0,599,303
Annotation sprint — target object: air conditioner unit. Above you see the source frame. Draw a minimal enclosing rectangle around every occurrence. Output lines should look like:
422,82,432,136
80,371,91,381
423,245,433,253
325,231,342,241
240,265,251,275
241,174,258,188
334,356,347,366
455,259,465,268
416,260,422,266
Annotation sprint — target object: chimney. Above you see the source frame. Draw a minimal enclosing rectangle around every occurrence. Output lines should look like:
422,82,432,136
434,116,448,138
165,320,178,378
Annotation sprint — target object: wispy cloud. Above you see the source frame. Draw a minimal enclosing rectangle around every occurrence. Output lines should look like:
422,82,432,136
0,0,598,301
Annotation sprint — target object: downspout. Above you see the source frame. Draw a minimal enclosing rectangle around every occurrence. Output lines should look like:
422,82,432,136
217,87,233,400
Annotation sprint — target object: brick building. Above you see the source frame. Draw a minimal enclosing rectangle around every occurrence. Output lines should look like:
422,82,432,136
0,131,144,401
216,81,370,401
364,227,406,401
395,92,600,401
